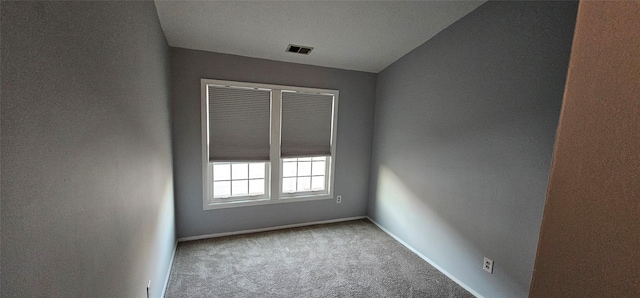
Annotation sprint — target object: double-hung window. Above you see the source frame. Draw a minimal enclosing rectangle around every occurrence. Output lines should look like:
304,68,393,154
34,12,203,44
202,79,338,209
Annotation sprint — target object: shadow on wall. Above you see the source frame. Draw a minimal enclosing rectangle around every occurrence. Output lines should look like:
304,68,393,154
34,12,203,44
367,2,578,297
372,166,527,294
368,88,563,297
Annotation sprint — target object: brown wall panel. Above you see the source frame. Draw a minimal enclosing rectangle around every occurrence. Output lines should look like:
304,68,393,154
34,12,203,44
530,1,640,297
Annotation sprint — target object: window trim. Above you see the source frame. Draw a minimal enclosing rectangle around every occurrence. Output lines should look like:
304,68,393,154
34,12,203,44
201,79,338,210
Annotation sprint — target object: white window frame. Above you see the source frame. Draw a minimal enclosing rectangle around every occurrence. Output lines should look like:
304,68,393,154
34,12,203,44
209,161,270,202
202,79,338,210
280,156,330,198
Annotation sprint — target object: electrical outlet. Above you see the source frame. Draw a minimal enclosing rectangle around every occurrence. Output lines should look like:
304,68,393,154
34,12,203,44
147,280,151,298
336,195,342,203
483,257,494,274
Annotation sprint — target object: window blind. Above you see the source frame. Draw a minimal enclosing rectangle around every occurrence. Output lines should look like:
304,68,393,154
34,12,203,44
208,85,271,161
281,91,334,157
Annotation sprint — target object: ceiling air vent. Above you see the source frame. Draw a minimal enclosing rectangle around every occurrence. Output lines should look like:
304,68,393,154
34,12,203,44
286,44,313,55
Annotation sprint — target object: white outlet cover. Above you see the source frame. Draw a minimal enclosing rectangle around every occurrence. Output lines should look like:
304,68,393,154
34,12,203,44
483,257,494,274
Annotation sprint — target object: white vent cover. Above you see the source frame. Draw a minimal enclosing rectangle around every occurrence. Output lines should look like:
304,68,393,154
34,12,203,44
286,44,313,55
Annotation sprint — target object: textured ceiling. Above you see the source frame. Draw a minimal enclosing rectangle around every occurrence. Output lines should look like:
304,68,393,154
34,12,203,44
155,1,485,73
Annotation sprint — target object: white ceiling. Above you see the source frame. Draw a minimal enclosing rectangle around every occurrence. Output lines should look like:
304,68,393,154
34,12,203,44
154,1,485,73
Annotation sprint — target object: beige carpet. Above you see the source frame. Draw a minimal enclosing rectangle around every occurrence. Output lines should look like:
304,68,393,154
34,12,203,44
165,219,474,298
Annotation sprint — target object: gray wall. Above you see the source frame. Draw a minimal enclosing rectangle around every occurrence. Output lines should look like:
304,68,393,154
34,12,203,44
1,2,175,297
368,2,577,297
171,48,376,238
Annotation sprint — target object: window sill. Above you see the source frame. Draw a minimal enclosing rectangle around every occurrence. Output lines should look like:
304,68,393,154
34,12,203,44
204,194,333,210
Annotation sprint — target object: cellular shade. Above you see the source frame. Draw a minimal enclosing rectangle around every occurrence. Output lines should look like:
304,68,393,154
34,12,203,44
281,91,334,157
208,85,271,161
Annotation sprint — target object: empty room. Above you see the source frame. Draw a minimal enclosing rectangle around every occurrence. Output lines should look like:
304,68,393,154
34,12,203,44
1,1,638,297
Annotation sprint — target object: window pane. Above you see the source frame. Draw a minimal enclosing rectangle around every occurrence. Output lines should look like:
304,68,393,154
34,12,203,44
231,180,248,196
298,161,311,176
249,163,265,179
232,163,248,180
213,163,230,181
312,161,325,176
312,156,326,161
283,177,296,193
282,162,297,177
249,179,265,195
311,176,325,191
283,158,297,163
213,181,231,198
298,177,311,192
298,157,312,162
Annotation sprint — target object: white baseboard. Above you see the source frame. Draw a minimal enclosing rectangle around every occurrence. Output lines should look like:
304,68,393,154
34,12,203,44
160,241,177,298
366,216,484,298
177,216,367,242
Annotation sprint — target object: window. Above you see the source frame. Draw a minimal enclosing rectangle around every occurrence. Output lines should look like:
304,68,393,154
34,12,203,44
282,157,327,194
202,79,338,209
212,162,267,199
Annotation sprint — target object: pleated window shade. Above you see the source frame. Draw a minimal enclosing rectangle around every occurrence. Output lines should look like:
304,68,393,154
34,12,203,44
208,86,271,161
281,91,334,158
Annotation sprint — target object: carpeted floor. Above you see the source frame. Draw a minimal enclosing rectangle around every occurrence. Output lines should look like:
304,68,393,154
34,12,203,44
165,219,474,298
